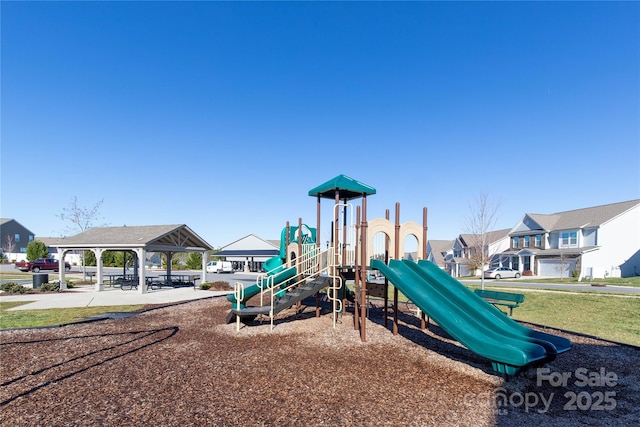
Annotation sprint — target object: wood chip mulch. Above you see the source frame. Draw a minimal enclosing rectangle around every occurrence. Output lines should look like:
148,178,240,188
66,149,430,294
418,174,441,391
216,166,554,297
1,296,638,426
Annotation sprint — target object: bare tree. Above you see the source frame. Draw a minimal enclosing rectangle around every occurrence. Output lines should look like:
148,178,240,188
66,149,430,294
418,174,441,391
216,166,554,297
57,197,105,276
464,193,500,290
58,196,105,236
2,233,17,254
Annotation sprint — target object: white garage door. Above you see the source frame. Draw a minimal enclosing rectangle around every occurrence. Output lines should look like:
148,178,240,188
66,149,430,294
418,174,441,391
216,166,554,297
538,259,576,277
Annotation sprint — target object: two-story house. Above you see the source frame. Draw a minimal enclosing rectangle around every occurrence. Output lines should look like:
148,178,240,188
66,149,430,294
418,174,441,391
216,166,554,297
441,229,511,277
500,199,640,278
0,218,35,262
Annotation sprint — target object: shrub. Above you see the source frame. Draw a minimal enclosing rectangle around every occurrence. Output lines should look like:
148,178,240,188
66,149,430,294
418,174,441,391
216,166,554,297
201,281,231,291
0,282,29,294
38,282,60,292
571,270,580,279
523,270,533,276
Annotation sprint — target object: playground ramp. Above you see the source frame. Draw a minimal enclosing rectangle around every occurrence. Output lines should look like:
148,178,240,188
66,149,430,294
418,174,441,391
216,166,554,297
370,259,571,376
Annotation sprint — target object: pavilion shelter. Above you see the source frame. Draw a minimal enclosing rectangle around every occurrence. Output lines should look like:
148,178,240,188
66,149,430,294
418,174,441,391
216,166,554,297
52,224,213,293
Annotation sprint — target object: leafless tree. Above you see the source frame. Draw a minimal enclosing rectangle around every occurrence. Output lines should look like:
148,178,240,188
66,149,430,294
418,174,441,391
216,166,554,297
58,196,105,235
2,233,17,254
57,197,106,277
464,193,500,290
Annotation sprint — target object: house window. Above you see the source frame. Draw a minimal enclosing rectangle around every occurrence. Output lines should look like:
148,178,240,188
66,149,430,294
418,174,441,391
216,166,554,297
560,231,578,248
513,237,519,249
523,236,530,248
14,234,20,243
29,235,34,242
454,249,462,257
535,235,542,247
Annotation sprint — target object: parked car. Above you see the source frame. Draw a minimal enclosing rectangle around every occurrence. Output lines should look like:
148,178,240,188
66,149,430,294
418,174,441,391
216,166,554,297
15,258,71,273
483,267,521,279
206,261,233,273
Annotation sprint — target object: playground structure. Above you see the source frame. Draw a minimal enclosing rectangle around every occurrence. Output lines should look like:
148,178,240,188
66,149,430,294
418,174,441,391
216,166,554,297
228,174,571,376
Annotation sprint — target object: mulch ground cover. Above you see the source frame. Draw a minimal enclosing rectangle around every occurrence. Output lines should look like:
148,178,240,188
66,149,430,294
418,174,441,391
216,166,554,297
1,296,638,426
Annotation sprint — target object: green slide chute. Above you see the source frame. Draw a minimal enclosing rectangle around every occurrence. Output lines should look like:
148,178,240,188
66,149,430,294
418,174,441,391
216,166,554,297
370,259,571,376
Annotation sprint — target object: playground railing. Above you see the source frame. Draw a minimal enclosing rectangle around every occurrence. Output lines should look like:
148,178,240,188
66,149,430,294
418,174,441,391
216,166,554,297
234,282,245,332
257,246,342,330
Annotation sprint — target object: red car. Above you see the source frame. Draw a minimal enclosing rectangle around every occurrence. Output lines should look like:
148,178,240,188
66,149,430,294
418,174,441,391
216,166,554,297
15,258,71,273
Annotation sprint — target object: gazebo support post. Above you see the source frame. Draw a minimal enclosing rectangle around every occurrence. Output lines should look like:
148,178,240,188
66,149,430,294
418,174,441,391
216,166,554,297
57,249,67,290
137,248,147,294
95,248,104,291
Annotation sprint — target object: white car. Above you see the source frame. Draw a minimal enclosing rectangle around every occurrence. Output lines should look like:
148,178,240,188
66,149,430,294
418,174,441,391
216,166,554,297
206,261,233,273
483,267,521,279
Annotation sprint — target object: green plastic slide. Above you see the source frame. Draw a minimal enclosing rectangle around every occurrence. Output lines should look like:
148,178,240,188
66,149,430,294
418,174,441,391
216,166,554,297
228,224,317,309
413,260,571,357
370,259,570,375
226,266,296,308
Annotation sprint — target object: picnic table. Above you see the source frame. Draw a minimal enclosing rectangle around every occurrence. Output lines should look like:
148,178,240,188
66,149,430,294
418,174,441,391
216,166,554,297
106,274,158,290
157,274,200,288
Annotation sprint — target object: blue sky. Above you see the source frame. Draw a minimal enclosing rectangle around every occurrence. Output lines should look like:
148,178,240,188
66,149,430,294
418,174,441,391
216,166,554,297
2,1,639,249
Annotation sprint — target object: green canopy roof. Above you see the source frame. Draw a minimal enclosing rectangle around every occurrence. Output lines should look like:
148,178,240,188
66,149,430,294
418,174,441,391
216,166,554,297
308,174,376,200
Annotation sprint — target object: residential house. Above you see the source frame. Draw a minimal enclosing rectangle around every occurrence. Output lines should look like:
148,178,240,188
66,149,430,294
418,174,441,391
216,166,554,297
0,218,35,262
447,229,511,277
426,239,455,269
499,199,640,278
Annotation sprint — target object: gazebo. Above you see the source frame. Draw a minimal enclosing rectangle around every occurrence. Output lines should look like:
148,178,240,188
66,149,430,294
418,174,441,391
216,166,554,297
52,224,213,293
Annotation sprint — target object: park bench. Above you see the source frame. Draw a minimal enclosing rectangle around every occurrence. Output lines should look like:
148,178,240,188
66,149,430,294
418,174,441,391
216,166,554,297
474,289,525,316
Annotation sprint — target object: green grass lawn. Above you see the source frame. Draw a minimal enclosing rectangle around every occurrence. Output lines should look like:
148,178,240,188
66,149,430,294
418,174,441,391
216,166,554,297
508,290,640,345
473,275,640,287
0,302,145,329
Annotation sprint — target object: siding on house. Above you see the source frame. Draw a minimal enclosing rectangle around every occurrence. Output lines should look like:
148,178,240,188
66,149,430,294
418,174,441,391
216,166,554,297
503,200,640,278
0,218,35,261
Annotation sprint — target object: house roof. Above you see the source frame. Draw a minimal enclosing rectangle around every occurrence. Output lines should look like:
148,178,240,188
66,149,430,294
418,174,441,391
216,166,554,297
308,174,376,200
51,224,213,252
525,199,640,231
427,239,454,265
459,228,510,247
0,218,34,234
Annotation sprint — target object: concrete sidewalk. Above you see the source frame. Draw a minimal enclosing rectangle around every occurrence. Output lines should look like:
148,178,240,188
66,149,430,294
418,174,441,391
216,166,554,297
1,285,233,311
